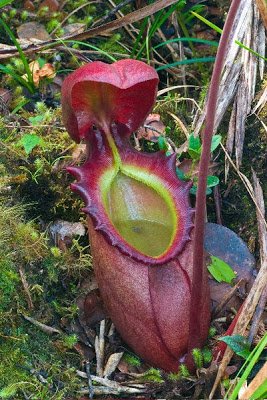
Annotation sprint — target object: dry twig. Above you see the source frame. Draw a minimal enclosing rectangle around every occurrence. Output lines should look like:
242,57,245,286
22,314,62,335
77,370,146,395
95,319,105,377
19,266,34,310
85,361,94,399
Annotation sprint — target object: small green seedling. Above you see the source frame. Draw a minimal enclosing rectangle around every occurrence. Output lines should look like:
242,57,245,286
192,348,203,369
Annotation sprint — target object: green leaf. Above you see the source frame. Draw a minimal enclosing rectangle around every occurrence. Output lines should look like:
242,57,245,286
188,134,202,151
188,134,201,159
158,136,168,151
18,134,41,154
190,175,219,195
211,135,222,152
188,148,201,160
219,335,251,359
28,115,44,125
207,175,219,187
0,0,14,7
207,255,236,283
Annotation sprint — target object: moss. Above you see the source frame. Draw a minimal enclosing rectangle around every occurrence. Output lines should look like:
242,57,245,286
0,325,81,399
0,200,91,398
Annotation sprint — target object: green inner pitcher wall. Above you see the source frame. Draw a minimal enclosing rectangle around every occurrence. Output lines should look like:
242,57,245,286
101,170,177,258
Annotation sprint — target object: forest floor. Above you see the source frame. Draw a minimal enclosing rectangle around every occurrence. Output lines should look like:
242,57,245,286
0,1,266,399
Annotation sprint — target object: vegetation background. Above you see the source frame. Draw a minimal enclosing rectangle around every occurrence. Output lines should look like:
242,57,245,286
0,0,266,399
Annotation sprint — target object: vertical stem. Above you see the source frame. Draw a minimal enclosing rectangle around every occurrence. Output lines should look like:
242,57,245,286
187,0,242,360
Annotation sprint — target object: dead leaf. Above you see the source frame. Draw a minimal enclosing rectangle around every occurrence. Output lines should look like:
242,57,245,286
73,342,95,361
39,0,59,12
76,276,107,331
24,0,35,11
17,22,51,41
63,23,86,36
103,352,124,378
38,63,55,78
0,88,11,115
137,113,165,141
78,289,106,328
49,220,86,241
0,88,11,104
48,219,86,251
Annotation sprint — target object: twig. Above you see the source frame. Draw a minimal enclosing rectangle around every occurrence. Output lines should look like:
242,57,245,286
167,111,189,138
22,314,62,335
99,0,134,25
79,385,145,396
252,170,267,263
77,371,146,396
213,185,223,225
95,319,105,377
85,361,94,399
156,25,179,61
133,133,141,151
248,285,267,343
212,279,244,318
19,266,34,310
77,370,120,388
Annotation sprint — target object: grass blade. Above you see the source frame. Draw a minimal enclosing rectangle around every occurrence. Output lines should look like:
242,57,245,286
0,64,34,92
191,11,267,62
226,333,267,400
154,37,219,49
60,39,117,62
0,17,34,91
135,1,181,60
156,56,215,71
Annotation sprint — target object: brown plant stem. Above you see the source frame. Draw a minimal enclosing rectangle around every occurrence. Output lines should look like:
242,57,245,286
187,0,242,363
